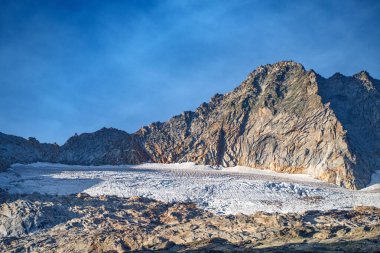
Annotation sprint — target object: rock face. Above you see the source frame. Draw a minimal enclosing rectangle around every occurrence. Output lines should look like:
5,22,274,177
136,61,379,189
57,127,149,165
317,72,380,188
0,61,379,189
1,193,380,252
0,133,59,172
137,62,379,189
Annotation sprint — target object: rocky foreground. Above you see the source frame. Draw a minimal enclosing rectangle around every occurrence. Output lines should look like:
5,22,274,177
0,190,379,252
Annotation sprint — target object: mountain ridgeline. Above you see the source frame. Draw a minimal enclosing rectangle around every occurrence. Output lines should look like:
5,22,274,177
1,61,379,189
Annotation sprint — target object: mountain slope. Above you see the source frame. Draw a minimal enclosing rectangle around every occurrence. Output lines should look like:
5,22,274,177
0,133,59,171
137,61,378,189
317,72,380,188
58,127,149,165
1,61,379,189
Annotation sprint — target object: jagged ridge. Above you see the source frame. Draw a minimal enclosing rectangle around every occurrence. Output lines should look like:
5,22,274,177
1,61,379,189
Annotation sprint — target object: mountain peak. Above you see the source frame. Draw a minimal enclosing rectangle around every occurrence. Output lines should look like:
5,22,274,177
1,61,379,190
253,60,305,73
353,70,373,82
245,61,306,86
330,72,345,79
271,60,305,68
353,71,376,91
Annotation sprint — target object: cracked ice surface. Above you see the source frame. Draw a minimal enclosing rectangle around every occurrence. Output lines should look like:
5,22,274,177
0,162,379,214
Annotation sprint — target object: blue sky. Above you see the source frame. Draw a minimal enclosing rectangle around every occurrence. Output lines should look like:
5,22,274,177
1,0,379,144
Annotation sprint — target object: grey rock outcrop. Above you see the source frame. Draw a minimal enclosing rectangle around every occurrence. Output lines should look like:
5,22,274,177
317,71,380,188
1,193,380,252
57,127,148,165
0,198,75,237
1,61,379,189
0,133,59,171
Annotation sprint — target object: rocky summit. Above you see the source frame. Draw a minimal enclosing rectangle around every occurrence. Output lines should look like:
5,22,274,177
1,61,379,189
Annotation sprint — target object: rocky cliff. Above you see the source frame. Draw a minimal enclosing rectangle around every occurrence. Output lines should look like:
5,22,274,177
58,127,148,165
1,61,379,189
136,61,379,189
0,133,59,171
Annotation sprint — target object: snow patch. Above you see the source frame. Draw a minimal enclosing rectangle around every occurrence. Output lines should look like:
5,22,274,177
361,170,380,192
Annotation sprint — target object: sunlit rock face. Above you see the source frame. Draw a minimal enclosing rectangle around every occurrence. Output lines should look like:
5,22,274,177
1,61,379,189
137,61,379,189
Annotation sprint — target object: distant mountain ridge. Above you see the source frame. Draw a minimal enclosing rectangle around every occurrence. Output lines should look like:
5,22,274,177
1,61,379,189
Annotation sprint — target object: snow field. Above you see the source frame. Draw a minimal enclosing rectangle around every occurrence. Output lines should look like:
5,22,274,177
0,162,379,214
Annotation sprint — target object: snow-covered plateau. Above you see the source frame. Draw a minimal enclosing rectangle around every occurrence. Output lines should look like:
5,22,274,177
0,162,379,214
